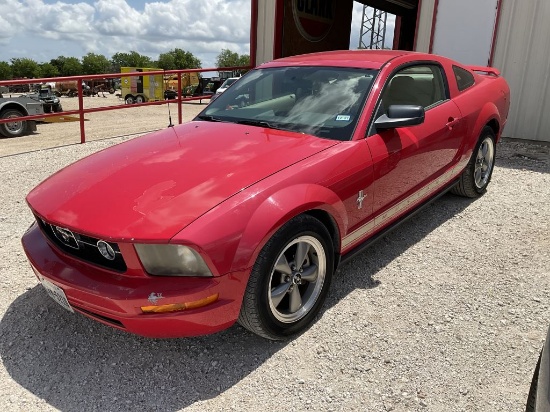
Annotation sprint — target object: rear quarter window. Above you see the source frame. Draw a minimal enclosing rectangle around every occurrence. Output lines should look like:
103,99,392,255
453,65,475,91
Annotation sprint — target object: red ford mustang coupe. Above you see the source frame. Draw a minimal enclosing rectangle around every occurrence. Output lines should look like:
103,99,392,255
22,50,510,340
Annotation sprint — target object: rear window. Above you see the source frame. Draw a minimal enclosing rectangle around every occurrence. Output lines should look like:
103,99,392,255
453,65,475,91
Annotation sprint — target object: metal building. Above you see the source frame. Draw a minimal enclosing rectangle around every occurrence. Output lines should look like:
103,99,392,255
492,0,550,142
415,0,550,142
251,0,550,142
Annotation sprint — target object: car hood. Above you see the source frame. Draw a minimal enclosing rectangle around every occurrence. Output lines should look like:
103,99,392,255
27,121,338,241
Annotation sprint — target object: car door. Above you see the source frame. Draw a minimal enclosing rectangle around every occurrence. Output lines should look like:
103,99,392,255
366,63,463,228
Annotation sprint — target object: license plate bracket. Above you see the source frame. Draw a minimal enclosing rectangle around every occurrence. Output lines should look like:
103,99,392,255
39,277,74,313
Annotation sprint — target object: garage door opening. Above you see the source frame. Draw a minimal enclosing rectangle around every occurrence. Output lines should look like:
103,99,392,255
253,0,420,65
351,2,397,50
350,0,420,51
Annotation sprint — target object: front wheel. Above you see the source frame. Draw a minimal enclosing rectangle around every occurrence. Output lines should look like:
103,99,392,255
526,352,541,412
238,214,334,340
0,109,28,138
452,126,496,198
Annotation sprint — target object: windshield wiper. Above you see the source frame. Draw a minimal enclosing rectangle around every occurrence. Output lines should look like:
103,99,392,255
196,115,222,122
235,119,297,132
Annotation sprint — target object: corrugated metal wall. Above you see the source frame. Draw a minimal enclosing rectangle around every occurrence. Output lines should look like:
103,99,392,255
492,0,550,141
415,0,435,53
255,0,276,66
415,0,550,141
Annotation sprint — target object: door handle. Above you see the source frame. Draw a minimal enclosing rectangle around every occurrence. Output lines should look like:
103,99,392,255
446,117,460,130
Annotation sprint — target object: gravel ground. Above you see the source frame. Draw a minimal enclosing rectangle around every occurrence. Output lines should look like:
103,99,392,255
0,117,549,411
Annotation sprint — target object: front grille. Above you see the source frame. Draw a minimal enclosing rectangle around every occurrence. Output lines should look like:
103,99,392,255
36,217,127,272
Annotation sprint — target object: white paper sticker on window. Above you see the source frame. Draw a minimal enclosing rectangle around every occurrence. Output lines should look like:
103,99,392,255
336,115,351,121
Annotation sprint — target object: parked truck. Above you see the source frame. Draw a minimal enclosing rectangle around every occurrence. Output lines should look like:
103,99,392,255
25,87,63,113
0,96,44,138
121,67,163,104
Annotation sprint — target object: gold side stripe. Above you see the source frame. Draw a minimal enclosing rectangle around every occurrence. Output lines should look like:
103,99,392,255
341,167,458,250
341,221,375,249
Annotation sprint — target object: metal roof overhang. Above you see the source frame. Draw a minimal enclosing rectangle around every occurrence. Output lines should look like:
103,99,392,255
355,0,419,15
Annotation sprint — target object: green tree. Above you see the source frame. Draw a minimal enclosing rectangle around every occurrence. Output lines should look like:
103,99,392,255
82,52,110,74
157,48,201,70
61,57,83,76
216,49,239,68
216,49,250,74
156,52,176,70
238,54,250,67
0,61,12,80
40,62,59,78
10,58,42,78
50,56,67,74
111,51,153,72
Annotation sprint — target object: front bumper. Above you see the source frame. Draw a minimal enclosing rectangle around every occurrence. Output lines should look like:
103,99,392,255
21,223,249,338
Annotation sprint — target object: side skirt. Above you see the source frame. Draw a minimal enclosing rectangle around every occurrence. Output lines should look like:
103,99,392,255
340,178,459,266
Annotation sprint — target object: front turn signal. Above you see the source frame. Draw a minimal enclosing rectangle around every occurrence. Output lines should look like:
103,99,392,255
141,293,219,314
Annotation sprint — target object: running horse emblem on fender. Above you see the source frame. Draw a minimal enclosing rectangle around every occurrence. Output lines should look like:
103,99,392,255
357,190,367,209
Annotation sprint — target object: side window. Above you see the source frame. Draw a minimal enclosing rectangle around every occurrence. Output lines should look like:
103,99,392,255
381,64,447,110
453,65,475,91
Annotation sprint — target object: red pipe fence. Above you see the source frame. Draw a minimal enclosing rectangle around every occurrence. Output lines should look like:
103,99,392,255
0,66,250,144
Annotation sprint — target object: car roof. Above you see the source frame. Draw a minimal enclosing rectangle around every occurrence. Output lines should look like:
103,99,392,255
260,49,425,70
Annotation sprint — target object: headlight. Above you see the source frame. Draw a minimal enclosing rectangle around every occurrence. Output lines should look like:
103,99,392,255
134,244,212,277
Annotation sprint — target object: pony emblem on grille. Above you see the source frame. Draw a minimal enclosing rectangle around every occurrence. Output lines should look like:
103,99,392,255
51,225,80,249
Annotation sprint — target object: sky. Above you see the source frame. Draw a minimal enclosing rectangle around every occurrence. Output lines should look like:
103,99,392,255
0,0,394,69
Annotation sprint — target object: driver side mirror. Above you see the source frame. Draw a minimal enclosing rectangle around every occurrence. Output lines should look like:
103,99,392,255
375,105,425,130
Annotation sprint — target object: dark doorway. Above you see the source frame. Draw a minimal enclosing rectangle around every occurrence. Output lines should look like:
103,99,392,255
356,0,420,51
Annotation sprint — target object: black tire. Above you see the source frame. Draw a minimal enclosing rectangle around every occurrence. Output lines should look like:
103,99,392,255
0,109,28,138
125,95,135,104
238,214,334,340
53,104,63,113
526,352,541,412
43,105,52,113
135,95,146,104
451,126,496,198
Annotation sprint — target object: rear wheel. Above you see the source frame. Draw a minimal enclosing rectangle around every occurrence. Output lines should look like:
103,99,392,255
0,109,28,138
135,95,146,104
238,214,334,340
125,95,135,104
452,126,496,197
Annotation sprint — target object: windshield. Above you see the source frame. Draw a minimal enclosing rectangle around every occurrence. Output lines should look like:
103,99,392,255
197,66,377,141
